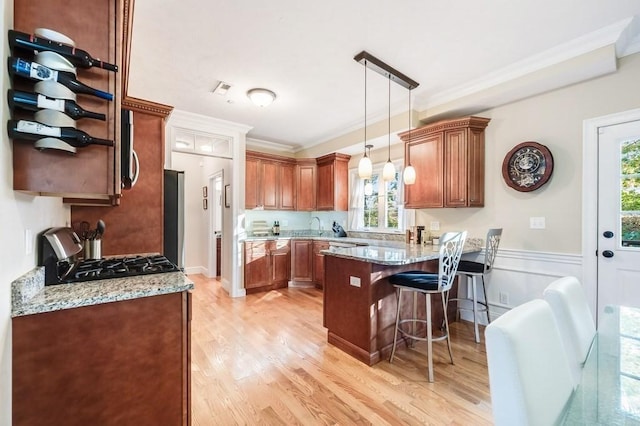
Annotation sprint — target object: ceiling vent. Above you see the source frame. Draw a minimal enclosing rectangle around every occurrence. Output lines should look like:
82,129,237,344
212,81,231,95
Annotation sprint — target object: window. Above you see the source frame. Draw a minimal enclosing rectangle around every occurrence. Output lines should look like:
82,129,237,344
349,161,410,232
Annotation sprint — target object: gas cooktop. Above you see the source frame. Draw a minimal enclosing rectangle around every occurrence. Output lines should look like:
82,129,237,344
56,254,181,285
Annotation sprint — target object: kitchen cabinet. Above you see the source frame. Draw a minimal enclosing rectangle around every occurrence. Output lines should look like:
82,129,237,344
244,240,291,293
70,98,173,256
316,153,351,211
12,0,123,205
401,116,490,208
291,239,313,285
13,291,191,425
245,151,296,210
313,240,330,289
296,159,317,211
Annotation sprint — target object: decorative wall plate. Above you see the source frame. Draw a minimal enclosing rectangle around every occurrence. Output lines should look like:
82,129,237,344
502,141,554,192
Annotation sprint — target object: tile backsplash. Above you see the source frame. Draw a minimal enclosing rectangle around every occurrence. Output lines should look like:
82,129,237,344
245,210,347,235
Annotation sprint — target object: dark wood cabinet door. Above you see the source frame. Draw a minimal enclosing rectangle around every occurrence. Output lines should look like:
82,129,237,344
313,241,330,289
244,241,270,289
404,133,444,208
296,162,317,211
13,292,190,426
444,128,468,207
291,239,313,282
279,163,296,210
270,240,291,286
245,157,261,209
466,127,485,207
262,161,279,210
316,161,335,210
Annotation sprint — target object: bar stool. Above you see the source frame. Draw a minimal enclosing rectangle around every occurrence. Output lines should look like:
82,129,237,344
388,231,467,382
450,228,502,343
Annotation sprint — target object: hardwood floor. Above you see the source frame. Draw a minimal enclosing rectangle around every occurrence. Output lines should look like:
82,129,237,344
188,274,493,425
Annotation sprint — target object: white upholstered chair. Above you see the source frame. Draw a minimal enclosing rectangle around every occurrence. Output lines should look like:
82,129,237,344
485,299,574,426
543,276,596,387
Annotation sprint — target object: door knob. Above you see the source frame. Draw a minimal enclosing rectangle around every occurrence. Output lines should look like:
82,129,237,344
603,231,614,238
602,250,614,258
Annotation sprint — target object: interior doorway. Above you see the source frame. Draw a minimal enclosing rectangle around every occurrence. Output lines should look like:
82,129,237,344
207,171,224,278
584,108,640,325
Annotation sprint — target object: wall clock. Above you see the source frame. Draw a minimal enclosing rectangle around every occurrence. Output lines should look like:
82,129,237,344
502,141,554,192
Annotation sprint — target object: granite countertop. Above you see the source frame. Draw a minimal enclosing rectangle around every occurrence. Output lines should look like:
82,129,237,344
321,239,483,266
11,267,194,317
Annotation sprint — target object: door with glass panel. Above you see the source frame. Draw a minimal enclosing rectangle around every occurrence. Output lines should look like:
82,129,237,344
598,120,640,319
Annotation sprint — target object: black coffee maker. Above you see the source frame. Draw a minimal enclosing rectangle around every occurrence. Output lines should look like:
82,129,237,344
332,221,347,237
38,227,83,285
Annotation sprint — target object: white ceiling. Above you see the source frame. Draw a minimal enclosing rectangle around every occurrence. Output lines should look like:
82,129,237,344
128,0,640,155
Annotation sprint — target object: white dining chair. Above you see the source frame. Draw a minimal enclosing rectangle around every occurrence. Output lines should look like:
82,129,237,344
485,299,574,426
543,276,596,387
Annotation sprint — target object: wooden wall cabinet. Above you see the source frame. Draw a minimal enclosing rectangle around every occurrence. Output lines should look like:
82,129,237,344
13,291,191,425
12,0,123,205
70,98,173,256
401,116,490,208
245,151,296,211
316,153,351,211
312,240,330,289
244,240,291,293
291,239,313,285
295,160,317,211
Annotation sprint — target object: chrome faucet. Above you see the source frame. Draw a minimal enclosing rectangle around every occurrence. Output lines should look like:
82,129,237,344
310,216,322,235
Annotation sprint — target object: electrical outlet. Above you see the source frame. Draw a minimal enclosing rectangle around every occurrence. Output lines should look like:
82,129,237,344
430,221,440,231
499,291,509,305
349,276,361,288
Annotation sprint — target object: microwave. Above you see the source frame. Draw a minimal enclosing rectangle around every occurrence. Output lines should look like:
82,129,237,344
121,108,138,189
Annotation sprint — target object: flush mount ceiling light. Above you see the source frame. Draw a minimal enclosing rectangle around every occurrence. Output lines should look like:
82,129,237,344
353,51,419,182
247,88,276,107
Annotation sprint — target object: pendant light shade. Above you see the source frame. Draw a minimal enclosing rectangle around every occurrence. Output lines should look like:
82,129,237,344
403,165,416,185
383,160,396,181
364,181,373,196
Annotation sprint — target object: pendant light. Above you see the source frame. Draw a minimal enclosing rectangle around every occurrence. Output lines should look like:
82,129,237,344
403,88,416,185
382,76,396,181
357,60,373,179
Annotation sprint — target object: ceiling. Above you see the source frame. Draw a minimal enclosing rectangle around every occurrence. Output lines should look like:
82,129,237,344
127,0,640,156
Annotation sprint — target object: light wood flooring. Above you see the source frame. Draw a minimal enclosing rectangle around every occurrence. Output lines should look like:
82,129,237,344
189,274,493,425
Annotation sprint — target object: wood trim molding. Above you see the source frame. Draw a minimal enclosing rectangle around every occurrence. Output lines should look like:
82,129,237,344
246,150,297,164
121,0,135,97
122,96,174,118
398,116,491,141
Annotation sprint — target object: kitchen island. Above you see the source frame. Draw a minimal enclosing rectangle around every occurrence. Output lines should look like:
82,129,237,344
322,240,482,366
11,268,193,426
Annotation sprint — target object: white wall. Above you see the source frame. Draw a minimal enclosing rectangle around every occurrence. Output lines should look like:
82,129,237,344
420,53,640,318
0,1,70,422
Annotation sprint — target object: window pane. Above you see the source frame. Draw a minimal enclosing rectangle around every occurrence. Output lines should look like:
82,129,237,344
364,175,379,228
385,173,399,228
621,139,640,247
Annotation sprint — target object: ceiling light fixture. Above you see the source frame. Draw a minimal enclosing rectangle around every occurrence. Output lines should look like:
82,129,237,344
247,88,276,107
358,62,372,179
353,51,419,181
403,89,416,185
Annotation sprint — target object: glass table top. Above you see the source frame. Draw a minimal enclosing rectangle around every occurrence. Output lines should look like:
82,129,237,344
561,305,640,425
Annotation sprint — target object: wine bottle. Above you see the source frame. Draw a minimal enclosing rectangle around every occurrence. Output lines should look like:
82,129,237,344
7,119,114,148
8,29,118,72
8,57,113,101
8,89,106,121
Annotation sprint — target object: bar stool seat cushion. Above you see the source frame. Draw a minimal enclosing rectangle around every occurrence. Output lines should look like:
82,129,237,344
457,260,484,274
388,271,442,291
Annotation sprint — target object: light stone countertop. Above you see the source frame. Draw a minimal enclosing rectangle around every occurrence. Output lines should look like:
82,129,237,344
320,238,484,266
11,267,194,317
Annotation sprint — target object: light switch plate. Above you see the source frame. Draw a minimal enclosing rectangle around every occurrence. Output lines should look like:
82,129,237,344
430,221,440,231
530,217,546,229
349,276,361,287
